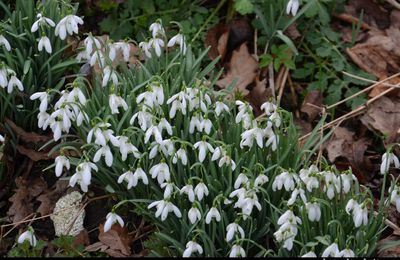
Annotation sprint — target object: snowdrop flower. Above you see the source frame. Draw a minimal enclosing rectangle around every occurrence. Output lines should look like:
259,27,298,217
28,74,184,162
144,125,163,144
323,171,340,200
30,91,49,112
215,101,230,116
109,94,128,114
226,223,245,242
340,172,357,193
89,50,106,67
158,118,173,136
229,244,246,257
272,171,297,191
339,248,355,257
149,38,164,57
139,41,152,58
54,154,70,177
167,33,186,53
322,242,340,257
0,134,4,142
194,182,209,201
67,87,87,105
306,202,321,222
254,174,269,187
0,66,9,87
150,162,170,184
18,227,37,247
149,21,165,38
240,127,265,148
188,207,201,224
180,184,195,202
167,91,187,118
55,14,84,40
352,203,368,227
183,241,203,257
160,182,175,199
149,139,174,159
205,207,221,224
118,168,148,189
219,155,236,171
0,35,11,51
87,123,119,147
69,161,98,192
31,13,55,32
172,148,188,165
234,174,249,189
7,74,23,94
83,35,102,56
286,0,300,16
302,251,317,257
148,199,182,221
193,140,214,162
130,109,153,131
235,101,253,129
116,41,131,62
189,114,203,134
37,111,50,129
380,152,400,174
389,183,400,212
93,145,113,167
269,111,281,128
345,198,356,214
102,66,118,87
299,165,320,192
104,212,124,232
260,101,277,116
287,188,307,205
211,146,223,161
38,36,52,54
277,209,302,227
117,136,140,161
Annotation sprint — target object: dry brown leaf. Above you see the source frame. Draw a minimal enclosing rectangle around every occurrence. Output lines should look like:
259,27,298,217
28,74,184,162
360,96,400,137
73,229,90,248
247,78,271,116
300,90,323,121
7,176,47,222
37,180,69,216
324,127,372,182
204,22,228,61
4,118,52,143
216,43,258,96
98,223,131,256
16,145,54,161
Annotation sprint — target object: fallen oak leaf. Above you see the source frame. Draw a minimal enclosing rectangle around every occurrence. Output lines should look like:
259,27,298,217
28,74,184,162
16,145,55,161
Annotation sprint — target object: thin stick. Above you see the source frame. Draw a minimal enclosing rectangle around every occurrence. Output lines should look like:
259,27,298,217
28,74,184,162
386,0,400,9
327,72,400,110
277,68,289,107
332,13,372,30
269,63,276,101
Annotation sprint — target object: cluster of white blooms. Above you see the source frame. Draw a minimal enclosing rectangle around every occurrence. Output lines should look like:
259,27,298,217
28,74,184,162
139,21,187,58
274,209,302,251
0,65,23,94
239,101,280,151
322,242,355,257
31,13,55,54
272,164,360,252
31,84,88,141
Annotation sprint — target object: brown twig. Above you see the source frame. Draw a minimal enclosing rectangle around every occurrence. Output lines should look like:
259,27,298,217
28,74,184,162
333,13,373,30
386,0,400,9
277,68,289,107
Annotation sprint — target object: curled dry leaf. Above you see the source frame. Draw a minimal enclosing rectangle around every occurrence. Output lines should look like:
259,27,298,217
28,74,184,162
4,118,52,143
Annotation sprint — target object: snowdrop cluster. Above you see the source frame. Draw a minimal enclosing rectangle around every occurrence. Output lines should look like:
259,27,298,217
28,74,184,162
0,65,23,94
139,21,187,58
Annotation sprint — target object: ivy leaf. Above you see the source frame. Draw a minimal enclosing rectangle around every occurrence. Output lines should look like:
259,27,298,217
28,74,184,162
234,0,255,15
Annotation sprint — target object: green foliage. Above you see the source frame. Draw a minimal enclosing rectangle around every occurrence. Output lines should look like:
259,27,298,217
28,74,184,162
8,240,46,257
260,44,296,71
82,0,218,50
234,0,255,15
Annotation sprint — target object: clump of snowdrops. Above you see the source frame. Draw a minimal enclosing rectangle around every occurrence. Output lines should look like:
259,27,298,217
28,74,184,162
8,2,396,258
